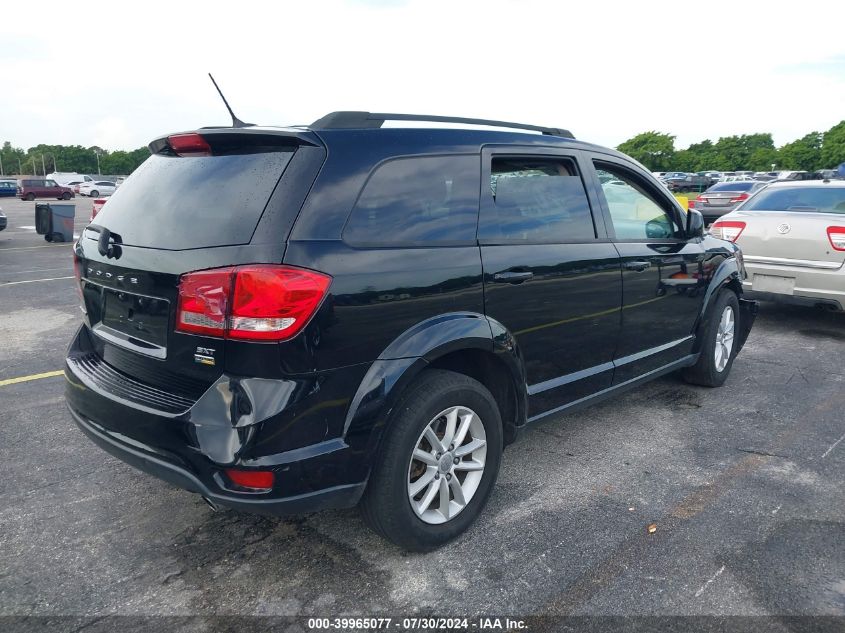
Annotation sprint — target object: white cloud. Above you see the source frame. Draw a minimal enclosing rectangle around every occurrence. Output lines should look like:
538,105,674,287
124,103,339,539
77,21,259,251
1,0,844,150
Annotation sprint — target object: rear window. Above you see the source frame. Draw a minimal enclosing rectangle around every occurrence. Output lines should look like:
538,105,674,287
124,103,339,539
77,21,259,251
742,187,845,214
93,151,293,250
343,155,480,246
480,157,596,242
708,182,756,192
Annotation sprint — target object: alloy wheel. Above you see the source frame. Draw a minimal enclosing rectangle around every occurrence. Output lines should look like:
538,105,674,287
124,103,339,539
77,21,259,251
714,306,735,372
407,405,487,525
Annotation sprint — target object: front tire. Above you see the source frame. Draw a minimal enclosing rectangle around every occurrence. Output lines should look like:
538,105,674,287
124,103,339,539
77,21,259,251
61,192,71,200
684,289,740,387
360,369,503,551
25,193,35,201
89,190,99,197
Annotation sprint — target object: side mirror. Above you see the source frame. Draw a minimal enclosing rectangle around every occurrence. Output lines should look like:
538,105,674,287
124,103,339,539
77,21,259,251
646,219,672,239
686,209,705,239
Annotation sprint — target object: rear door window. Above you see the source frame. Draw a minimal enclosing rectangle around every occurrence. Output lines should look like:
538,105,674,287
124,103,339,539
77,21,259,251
343,155,480,246
479,156,596,242
93,151,294,250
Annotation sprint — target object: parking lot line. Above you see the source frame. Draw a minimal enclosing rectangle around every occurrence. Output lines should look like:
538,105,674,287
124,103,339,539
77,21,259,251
0,276,74,287
821,430,845,458
0,370,64,387
0,244,74,251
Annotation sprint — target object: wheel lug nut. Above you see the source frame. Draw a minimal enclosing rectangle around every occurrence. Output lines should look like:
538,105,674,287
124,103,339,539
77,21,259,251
435,473,440,479
436,452,442,459
449,444,454,451
454,457,459,464
446,473,451,480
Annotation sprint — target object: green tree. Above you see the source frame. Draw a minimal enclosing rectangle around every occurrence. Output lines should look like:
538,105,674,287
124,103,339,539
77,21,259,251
779,132,822,171
0,141,26,176
820,120,845,168
617,131,676,171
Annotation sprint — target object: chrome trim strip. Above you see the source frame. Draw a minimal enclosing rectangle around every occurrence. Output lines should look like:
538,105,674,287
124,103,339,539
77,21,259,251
744,255,842,270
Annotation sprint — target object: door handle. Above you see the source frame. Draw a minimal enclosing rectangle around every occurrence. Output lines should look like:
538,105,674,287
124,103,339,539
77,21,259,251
493,271,534,283
624,260,651,272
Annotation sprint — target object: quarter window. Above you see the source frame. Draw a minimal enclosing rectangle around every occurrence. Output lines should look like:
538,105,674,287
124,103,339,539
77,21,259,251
344,155,479,246
480,157,596,242
594,163,681,240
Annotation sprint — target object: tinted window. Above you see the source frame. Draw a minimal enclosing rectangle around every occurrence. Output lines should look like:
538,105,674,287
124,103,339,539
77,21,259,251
479,157,595,242
742,187,845,214
595,163,680,240
707,182,756,192
93,151,293,250
344,155,479,245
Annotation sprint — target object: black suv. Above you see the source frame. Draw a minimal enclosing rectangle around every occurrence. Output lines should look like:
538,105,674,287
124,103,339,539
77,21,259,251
65,112,756,550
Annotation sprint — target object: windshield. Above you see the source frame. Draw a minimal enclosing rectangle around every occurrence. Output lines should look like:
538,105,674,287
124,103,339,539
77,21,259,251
741,187,845,214
93,151,294,249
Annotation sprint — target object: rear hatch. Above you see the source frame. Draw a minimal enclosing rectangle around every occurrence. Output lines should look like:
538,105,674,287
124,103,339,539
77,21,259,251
72,128,325,401
727,185,845,269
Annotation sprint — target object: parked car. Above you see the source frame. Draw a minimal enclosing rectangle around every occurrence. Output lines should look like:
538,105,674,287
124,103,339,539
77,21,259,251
79,181,116,197
0,179,18,197
711,180,845,310
65,113,756,550
0,206,6,232
689,181,768,224
17,178,74,201
48,172,94,187
669,175,712,193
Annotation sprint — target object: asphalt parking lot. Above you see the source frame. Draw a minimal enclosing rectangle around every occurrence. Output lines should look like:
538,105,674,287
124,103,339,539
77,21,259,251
1,195,844,629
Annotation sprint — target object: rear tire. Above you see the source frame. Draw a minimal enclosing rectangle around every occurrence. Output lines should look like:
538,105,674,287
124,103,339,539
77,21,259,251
360,369,503,551
683,289,740,387
90,190,99,197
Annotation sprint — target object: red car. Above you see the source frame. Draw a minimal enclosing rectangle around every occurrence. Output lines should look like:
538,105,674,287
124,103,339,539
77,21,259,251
17,178,74,201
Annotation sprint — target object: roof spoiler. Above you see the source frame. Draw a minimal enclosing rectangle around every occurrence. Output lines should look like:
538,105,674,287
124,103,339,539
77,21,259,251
310,111,575,139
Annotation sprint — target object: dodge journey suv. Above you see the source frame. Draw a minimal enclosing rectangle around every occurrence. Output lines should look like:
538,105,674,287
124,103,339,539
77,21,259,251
65,112,756,550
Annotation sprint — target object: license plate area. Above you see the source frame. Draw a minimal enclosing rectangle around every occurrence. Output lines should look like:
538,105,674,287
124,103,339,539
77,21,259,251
92,286,170,354
753,274,795,295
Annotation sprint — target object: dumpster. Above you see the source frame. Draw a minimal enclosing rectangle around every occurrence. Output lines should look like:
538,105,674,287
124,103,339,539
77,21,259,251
35,203,76,242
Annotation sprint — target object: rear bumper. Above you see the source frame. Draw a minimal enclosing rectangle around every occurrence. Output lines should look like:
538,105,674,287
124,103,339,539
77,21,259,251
743,262,845,311
65,326,372,515
69,405,365,515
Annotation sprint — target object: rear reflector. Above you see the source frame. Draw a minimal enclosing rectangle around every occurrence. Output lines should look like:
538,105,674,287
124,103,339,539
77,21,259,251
710,220,746,242
224,468,274,490
176,265,331,341
168,133,212,157
828,226,845,251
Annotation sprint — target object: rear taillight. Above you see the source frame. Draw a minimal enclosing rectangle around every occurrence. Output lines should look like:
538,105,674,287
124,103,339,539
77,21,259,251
224,468,274,491
168,133,212,157
729,193,750,204
176,268,234,337
176,265,331,341
711,220,746,242
91,198,106,220
827,226,845,251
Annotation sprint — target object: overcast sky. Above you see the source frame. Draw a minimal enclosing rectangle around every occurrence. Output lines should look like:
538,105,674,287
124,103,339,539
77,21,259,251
2,0,844,152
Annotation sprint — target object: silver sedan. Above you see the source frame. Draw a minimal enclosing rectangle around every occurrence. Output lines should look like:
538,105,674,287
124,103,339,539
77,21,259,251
711,180,845,311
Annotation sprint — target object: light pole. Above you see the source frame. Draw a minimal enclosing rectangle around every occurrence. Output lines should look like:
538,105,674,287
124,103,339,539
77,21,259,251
94,150,101,175
0,153,3,176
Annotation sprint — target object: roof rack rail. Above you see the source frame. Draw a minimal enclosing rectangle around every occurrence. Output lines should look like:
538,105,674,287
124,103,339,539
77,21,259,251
310,111,574,139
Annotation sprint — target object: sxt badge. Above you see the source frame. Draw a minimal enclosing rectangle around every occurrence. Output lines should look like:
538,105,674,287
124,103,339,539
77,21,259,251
194,346,216,366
